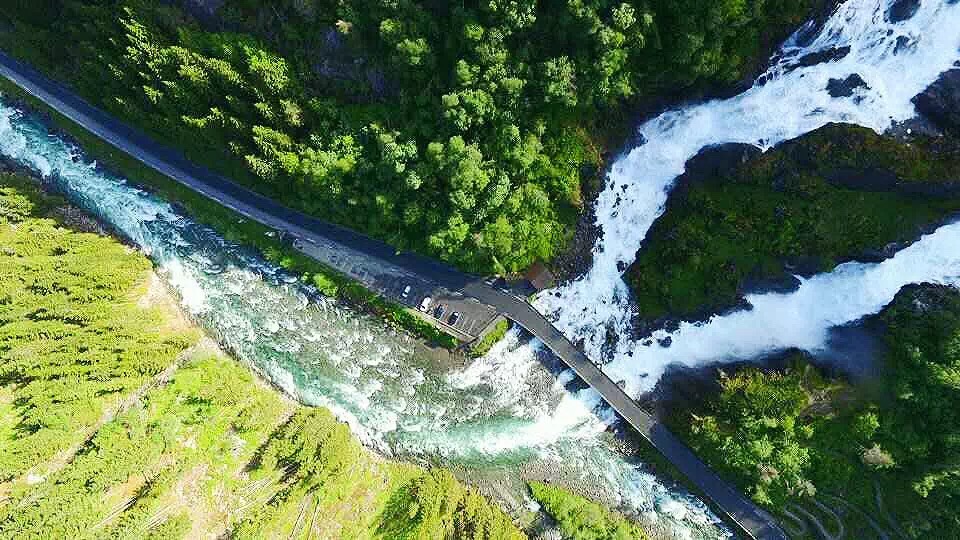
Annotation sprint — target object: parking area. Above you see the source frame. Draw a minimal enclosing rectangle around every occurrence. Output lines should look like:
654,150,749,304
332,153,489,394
385,278,499,341
292,237,499,342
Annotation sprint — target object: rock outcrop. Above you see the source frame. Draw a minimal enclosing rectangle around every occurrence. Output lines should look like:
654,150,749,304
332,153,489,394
887,0,921,23
913,69,960,135
826,74,869,97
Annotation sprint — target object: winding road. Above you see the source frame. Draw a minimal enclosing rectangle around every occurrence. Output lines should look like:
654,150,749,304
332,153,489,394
0,49,787,540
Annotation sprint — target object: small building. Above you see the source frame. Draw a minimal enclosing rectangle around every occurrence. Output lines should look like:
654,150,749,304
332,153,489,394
524,262,555,291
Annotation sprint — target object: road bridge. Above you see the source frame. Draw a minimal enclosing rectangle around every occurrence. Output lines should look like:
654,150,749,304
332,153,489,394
0,50,786,540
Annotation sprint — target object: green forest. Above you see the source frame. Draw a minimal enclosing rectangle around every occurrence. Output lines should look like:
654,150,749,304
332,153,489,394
673,284,960,537
0,173,640,539
7,1,960,539
1,0,815,274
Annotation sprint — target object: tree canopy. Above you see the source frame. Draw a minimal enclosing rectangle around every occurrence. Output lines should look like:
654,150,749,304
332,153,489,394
2,0,817,274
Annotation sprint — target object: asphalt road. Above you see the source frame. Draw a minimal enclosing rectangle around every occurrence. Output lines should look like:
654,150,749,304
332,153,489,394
464,283,788,540
0,50,787,540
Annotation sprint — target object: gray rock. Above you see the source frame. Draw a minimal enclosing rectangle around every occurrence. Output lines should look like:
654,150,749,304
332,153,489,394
826,74,869,97
887,0,921,22
912,69,960,135
793,45,851,69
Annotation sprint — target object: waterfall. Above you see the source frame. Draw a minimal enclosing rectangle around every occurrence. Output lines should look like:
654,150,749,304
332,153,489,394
536,0,960,394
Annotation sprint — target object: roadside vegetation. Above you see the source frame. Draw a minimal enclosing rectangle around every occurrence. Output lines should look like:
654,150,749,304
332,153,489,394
529,482,649,540
628,124,960,320
670,284,960,538
469,318,511,358
0,0,817,275
0,76,458,349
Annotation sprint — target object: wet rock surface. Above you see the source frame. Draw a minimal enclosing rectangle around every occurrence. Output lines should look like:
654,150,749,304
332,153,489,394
789,0,843,48
548,165,603,284
826,73,869,97
913,69,960,135
887,0,922,22
789,45,851,71
885,282,960,318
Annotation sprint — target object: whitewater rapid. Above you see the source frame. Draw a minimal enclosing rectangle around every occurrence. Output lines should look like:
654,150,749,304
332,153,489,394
537,0,960,395
0,98,721,536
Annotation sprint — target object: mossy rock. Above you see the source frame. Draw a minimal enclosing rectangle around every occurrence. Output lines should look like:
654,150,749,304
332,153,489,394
626,123,960,322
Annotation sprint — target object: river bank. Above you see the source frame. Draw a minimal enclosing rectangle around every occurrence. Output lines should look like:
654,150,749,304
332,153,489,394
0,88,730,537
0,159,596,539
0,75,463,351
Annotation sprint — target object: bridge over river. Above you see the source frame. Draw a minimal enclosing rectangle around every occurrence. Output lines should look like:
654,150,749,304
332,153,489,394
0,50,786,540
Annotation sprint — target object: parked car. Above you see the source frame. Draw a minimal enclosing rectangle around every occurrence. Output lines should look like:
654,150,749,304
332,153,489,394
433,304,446,319
448,312,461,326
401,285,411,299
419,297,432,311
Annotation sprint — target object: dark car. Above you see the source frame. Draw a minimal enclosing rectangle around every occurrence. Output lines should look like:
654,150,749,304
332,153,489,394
433,304,446,319
448,312,461,326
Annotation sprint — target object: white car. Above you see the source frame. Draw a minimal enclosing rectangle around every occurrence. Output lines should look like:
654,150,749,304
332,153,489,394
419,297,432,311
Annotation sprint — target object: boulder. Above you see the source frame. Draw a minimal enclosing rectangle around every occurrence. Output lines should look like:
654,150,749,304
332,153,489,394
826,74,869,97
794,45,851,69
887,0,921,22
912,69,960,134
680,143,763,186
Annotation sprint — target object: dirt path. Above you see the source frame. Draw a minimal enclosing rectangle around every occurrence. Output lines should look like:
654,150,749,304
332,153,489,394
0,332,202,497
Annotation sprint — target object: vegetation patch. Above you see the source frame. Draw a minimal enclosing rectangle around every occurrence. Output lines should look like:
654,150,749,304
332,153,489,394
233,408,524,540
468,318,510,358
528,481,648,540
627,124,960,320
0,172,197,483
671,283,960,537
